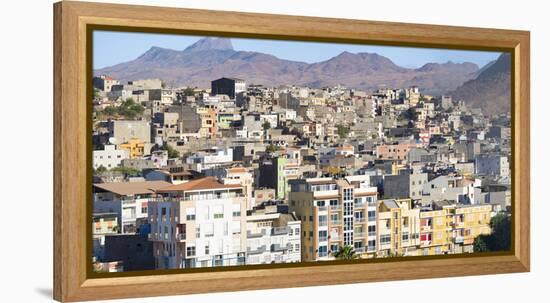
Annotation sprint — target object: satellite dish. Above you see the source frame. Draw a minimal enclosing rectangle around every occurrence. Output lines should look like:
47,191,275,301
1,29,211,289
108,137,117,145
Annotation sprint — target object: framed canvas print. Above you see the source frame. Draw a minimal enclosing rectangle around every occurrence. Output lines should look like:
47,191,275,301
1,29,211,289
53,1,530,302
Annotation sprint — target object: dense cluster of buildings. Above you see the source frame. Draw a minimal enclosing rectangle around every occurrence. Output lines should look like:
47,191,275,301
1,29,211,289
91,75,511,272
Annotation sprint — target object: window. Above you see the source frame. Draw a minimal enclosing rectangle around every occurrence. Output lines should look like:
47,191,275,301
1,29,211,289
318,245,328,257
186,246,196,257
186,208,196,221
367,240,376,250
368,225,376,236
368,211,376,221
204,244,210,255
402,232,409,241
319,230,328,242
141,207,147,214
318,215,328,227
380,234,391,244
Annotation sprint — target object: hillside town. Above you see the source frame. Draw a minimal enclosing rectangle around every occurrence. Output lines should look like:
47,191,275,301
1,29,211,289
91,75,511,272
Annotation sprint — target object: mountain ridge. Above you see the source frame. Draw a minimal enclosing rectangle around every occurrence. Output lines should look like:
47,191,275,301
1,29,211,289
95,37,482,95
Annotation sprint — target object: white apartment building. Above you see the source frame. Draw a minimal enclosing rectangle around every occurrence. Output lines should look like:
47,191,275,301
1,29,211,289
186,148,234,172
93,145,129,169
93,181,171,234
148,177,248,269
246,205,301,264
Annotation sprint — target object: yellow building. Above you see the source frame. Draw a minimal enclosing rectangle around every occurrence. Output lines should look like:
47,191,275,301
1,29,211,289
288,176,378,261
377,199,420,257
452,204,492,253
119,138,145,159
419,202,493,255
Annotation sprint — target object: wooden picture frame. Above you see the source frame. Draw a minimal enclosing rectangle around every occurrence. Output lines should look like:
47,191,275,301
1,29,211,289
53,1,530,301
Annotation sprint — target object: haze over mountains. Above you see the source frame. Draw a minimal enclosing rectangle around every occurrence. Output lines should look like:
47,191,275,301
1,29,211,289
450,53,511,114
95,37,511,113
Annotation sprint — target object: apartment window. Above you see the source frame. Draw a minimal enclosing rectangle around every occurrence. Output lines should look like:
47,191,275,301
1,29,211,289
319,230,328,242
195,226,200,239
161,208,167,216
182,207,195,221
141,207,147,214
318,215,328,227
402,232,409,241
318,245,328,257
316,200,326,207
367,240,376,250
205,244,210,255
295,244,300,252
214,213,224,219
330,199,339,207
368,211,376,221
309,231,313,238
354,211,364,222
380,234,391,245
295,228,299,236
309,216,313,222
186,246,196,257
368,225,376,237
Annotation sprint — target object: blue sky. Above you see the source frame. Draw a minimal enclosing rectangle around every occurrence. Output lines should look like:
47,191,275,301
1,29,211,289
93,30,501,70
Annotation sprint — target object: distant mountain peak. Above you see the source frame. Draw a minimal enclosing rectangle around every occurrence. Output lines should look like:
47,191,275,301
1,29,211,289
184,37,234,52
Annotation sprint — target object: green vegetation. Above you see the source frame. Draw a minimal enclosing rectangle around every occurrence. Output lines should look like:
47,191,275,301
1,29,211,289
262,121,271,131
111,166,141,177
333,245,358,260
163,143,180,159
183,87,196,96
336,124,350,138
94,165,108,174
97,98,145,120
266,144,280,153
473,213,511,252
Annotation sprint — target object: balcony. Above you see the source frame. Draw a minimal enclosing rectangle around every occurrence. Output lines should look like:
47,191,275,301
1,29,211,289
354,218,366,224
247,245,267,255
272,226,290,236
368,216,376,222
368,231,376,237
421,225,432,232
354,232,366,238
271,244,291,252
247,230,265,239
329,205,341,211
330,220,342,225
453,236,464,244
354,247,366,253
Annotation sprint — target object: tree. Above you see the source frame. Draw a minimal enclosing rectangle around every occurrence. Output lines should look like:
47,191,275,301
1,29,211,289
473,213,511,252
265,144,279,153
94,165,107,174
163,143,180,159
473,237,489,252
183,87,195,96
111,166,141,177
262,121,271,131
336,124,350,139
333,245,358,260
